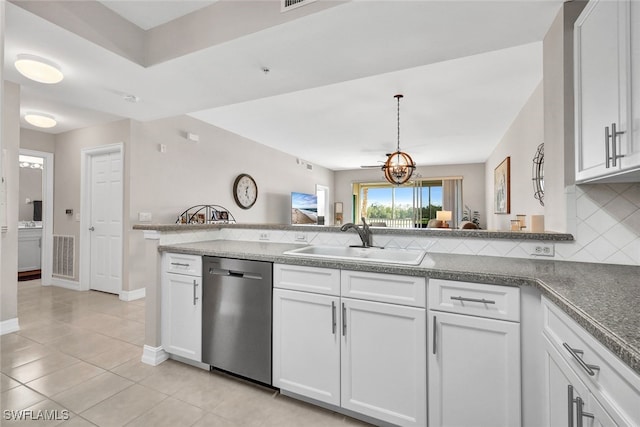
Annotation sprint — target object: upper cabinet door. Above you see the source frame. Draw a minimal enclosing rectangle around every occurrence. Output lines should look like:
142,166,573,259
575,0,640,183
575,0,628,182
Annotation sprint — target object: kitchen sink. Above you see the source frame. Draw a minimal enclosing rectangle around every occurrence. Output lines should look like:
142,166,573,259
283,245,427,266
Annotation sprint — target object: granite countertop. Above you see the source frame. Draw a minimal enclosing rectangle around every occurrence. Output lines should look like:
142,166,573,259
134,222,574,241
159,240,640,376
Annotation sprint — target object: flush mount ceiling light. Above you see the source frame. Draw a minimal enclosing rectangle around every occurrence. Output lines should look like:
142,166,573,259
24,112,57,129
382,94,416,185
14,54,64,84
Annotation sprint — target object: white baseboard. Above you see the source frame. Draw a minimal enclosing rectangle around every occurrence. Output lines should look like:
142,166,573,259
119,288,146,302
0,318,20,335
50,277,81,291
141,345,169,366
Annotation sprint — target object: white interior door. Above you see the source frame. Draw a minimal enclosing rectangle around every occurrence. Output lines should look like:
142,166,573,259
89,151,122,294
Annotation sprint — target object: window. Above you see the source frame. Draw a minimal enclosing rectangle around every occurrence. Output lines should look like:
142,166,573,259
353,178,462,228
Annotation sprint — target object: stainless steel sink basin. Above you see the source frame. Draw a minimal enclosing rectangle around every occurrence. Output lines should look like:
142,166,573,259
283,245,427,266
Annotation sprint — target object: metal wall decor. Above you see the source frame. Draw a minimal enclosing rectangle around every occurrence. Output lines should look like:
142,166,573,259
532,143,544,206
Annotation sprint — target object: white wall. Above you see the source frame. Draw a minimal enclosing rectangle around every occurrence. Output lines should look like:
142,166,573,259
1,81,20,324
485,83,545,231
127,115,335,291
334,163,485,227
53,120,132,283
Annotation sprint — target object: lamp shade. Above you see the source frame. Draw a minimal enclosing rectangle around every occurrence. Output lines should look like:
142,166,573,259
436,210,452,222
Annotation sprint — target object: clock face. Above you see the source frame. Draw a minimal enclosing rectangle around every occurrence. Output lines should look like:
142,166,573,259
233,174,258,209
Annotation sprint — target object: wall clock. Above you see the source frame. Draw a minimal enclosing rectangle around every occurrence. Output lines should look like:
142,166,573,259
233,173,258,209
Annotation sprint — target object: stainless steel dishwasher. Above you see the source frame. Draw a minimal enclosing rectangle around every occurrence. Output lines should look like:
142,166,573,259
202,256,273,385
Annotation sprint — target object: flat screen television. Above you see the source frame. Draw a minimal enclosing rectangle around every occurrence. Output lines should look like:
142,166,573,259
291,192,318,225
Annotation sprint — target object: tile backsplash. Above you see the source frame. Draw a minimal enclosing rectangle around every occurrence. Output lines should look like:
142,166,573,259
157,183,640,266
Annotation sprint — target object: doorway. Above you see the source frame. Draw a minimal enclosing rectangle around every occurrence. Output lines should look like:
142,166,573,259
79,143,123,295
18,149,54,285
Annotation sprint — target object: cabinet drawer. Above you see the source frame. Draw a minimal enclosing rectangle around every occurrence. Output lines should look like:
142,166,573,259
341,270,425,307
274,264,340,296
164,252,202,276
542,297,640,426
428,279,520,322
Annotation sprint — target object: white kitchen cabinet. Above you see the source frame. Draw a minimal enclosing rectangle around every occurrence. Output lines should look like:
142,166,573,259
272,264,427,427
543,335,624,427
542,297,639,427
428,279,521,427
272,288,340,406
161,253,202,362
18,227,42,272
575,0,640,182
341,297,426,427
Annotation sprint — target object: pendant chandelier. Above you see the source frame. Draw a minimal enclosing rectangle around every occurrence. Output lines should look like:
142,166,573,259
382,94,416,185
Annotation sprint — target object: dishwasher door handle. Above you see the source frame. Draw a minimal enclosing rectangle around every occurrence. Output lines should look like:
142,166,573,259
208,267,262,280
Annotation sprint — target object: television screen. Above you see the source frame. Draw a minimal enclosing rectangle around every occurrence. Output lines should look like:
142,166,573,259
291,192,318,225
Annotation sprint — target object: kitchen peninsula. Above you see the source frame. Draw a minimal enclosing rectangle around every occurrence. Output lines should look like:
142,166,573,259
134,223,640,427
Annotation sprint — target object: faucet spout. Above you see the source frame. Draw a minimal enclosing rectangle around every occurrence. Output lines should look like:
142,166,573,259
340,217,373,247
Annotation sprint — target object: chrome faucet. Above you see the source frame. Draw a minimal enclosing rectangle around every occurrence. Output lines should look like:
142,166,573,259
340,217,373,248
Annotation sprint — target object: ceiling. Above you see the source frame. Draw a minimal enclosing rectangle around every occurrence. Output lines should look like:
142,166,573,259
4,0,564,171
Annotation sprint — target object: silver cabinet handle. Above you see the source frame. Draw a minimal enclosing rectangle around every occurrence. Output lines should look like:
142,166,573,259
193,280,198,306
342,303,347,336
331,301,336,335
568,385,574,427
450,296,496,305
605,126,611,168
432,315,437,355
575,396,594,427
611,122,626,167
89,226,95,231
171,262,190,267
563,343,600,376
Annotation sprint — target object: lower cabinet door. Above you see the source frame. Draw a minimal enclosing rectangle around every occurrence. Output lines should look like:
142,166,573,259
341,298,426,427
543,336,627,427
429,310,521,427
162,272,202,361
272,289,340,406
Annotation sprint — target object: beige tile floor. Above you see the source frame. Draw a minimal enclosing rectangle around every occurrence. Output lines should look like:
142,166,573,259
1,280,372,426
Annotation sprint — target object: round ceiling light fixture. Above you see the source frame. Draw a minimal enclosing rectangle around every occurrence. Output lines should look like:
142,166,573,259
14,54,64,84
381,94,416,185
24,112,57,129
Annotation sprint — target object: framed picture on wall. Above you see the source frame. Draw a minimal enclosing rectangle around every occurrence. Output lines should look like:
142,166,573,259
494,156,510,214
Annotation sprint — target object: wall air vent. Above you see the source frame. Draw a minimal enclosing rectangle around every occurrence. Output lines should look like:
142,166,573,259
53,235,74,278
281,0,317,12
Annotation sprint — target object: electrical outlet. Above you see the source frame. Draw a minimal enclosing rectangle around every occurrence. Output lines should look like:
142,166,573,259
295,233,307,242
138,212,152,222
532,243,554,257
259,232,270,241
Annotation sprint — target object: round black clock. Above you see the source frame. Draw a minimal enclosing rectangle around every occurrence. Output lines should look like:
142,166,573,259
233,174,258,209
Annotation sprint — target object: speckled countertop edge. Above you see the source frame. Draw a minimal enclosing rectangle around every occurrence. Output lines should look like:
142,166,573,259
158,240,639,376
134,223,574,241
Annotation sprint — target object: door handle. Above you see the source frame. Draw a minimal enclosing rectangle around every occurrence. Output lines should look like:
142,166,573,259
605,126,611,168
342,303,347,336
575,396,594,427
193,280,199,306
568,385,574,427
89,226,95,231
331,301,336,335
610,122,625,167
450,296,496,305
432,315,437,355
563,343,600,376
